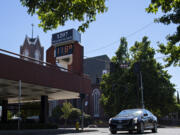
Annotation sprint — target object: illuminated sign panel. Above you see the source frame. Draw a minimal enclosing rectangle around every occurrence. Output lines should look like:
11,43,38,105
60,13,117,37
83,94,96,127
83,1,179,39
55,44,74,57
52,29,81,45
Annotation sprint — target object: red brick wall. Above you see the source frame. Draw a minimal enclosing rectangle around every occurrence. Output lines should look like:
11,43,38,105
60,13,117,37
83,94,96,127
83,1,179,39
0,53,91,94
46,46,56,65
68,42,83,75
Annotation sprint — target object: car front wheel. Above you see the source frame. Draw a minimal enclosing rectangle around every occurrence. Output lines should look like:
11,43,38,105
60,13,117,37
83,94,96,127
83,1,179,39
129,130,133,134
152,123,157,133
110,130,117,134
137,122,144,134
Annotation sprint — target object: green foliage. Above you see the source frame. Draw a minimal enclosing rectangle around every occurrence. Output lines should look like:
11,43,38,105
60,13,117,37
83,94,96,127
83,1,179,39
130,37,176,117
69,108,81,122
101,37,136,117
61,102,73,126
52,105,63,119
7,111,13,120
83,113,92,126
51,105,92,126
112,37,129,63
20,102,40,119
158,42,180,67
100,36,177,118
146,0,180,67
20,0,108,32
176,91,180,104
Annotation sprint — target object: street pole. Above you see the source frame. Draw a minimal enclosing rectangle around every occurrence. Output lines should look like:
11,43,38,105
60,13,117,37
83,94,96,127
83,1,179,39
18,80,21,130
81,98,84,130
140,72,144,109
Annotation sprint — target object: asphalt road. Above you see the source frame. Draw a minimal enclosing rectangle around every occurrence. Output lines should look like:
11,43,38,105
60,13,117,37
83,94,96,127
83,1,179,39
60,127,180,135
0,127,180,135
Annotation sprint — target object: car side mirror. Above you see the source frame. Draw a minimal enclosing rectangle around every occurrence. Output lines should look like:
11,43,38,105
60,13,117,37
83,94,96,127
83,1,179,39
144,113,148,116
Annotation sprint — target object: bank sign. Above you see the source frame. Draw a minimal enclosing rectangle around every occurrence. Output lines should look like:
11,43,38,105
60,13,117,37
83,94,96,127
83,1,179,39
52,29,81,45
55,44,74,57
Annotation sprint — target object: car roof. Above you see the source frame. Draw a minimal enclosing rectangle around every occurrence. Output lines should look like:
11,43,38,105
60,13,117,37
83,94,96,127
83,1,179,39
122,108,147,111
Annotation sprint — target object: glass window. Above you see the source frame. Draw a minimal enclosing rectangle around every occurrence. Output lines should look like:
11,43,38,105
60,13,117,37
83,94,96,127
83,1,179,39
117,109,143,117
24,49,29,61
92,89,100,117
35,49,40,63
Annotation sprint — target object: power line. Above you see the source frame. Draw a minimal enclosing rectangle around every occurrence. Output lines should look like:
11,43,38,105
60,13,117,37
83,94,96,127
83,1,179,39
86,40,120,54
126,22,154,38
84,55,169,64
86,21,154,54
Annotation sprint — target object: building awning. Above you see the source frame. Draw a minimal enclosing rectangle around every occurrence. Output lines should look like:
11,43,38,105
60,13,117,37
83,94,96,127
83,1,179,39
0,52,91,103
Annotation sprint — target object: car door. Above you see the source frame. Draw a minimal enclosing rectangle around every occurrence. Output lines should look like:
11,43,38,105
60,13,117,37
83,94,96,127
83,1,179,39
142,111,148,128
147,110,154,128
143,110,151,129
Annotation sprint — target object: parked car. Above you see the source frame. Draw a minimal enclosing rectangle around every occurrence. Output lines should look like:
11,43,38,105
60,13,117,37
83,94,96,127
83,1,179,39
26,116,39,123
109,109,157,134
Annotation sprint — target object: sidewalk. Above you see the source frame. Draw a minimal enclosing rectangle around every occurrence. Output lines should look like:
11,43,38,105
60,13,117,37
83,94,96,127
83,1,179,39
0,128,98,135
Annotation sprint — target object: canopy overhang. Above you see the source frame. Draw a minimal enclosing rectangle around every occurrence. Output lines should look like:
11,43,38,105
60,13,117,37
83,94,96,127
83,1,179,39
0,52,91,103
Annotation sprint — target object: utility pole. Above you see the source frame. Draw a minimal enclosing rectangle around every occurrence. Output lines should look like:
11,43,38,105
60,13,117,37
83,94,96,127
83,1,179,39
18,80,21,130
80,93,85,130
81,100,84,130
134,62,145,109
140,71,144,109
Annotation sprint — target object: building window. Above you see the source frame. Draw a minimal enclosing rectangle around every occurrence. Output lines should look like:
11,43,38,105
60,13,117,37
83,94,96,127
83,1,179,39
92,88,100,117
24,49,29,61
35,49,40,63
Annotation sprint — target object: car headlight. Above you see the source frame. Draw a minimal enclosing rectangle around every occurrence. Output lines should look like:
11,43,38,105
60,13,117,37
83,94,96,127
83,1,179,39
109,118,112,124
133,117,138,124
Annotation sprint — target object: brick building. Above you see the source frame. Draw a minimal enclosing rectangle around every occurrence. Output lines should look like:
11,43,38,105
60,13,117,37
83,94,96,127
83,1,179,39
19,30,110,119
83,55,110,118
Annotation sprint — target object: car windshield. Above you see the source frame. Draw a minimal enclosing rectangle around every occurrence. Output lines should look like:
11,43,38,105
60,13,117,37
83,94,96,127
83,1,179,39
117,109,143,117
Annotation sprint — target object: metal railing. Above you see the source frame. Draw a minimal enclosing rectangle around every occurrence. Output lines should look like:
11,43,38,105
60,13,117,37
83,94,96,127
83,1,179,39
0,48,89,78
0,48,69,72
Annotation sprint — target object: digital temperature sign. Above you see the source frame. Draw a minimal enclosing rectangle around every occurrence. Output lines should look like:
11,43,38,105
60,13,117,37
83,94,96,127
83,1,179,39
55,44,74,57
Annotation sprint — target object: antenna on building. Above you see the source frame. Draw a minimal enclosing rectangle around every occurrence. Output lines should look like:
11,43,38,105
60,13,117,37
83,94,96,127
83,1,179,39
31,24,34,39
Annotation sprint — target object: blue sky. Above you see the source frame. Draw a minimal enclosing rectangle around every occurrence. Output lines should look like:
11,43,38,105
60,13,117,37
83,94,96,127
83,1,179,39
0,0,179,93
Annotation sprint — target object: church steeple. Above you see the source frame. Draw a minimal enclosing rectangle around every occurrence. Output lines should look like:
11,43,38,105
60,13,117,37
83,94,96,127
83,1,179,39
31,24,34,39
20,25,44,63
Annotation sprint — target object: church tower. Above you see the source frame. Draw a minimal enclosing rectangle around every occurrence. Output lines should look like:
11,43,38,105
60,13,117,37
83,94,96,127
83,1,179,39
20,24,44,63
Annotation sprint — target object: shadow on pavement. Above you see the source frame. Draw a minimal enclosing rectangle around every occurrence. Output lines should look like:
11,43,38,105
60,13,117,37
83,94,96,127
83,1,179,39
114,131,156,135
0,128,98,135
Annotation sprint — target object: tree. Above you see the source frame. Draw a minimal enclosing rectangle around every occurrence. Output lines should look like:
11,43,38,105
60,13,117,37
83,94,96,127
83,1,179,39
100,36,177,118
177,91,180,104
130,36,176,117
20,0,107,32
100,37,136,117
146,0,180,67
69,108,81,123
61,102,72,126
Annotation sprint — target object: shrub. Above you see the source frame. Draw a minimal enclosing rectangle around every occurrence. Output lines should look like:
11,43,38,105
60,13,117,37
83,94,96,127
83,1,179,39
61,102,73,126
69,108,81,123
52,105,63,119
81,113,93,126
